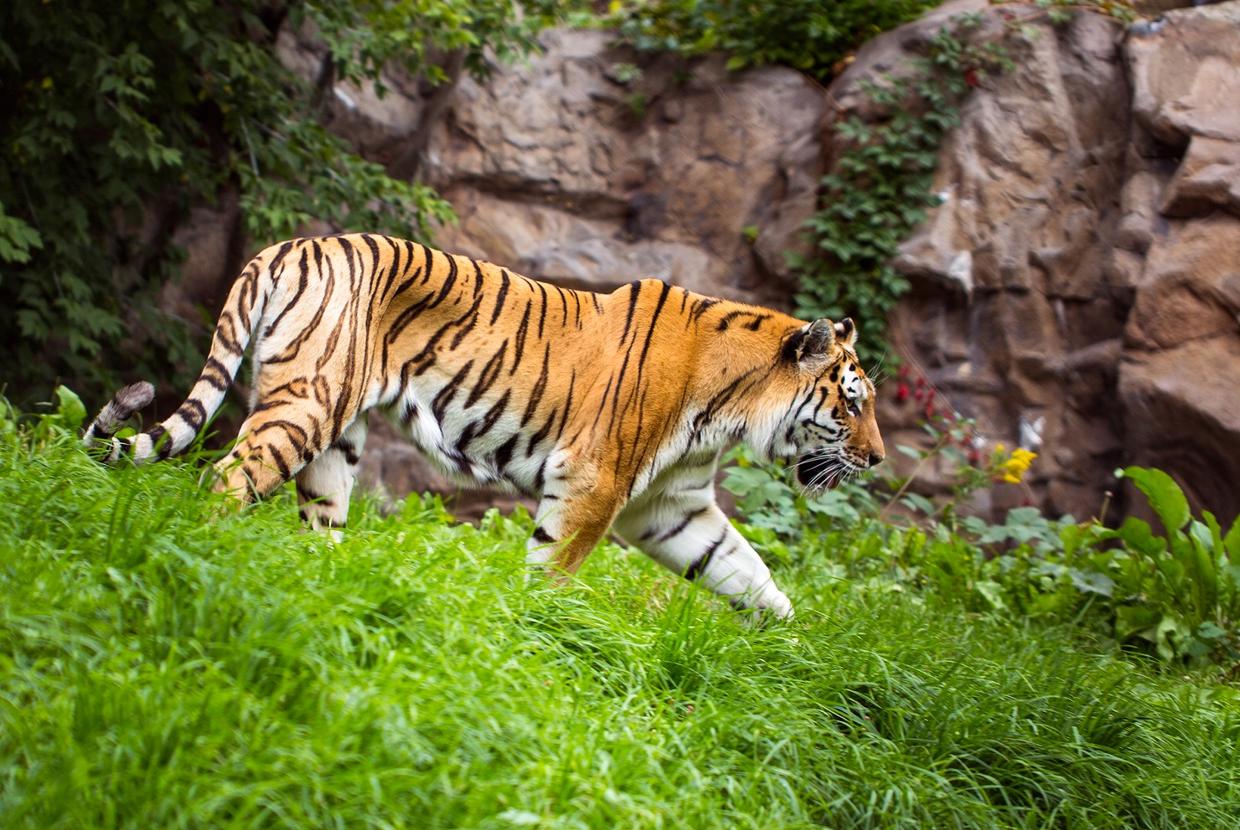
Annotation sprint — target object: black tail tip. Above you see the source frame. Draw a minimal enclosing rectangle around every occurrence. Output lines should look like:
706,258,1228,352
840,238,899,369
114,381,156,415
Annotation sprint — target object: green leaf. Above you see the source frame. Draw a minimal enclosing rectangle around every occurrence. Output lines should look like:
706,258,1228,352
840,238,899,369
1224,517,1240,560
1155,615,1193,661
1117,517,1164,557
1068,569,1114,598
54,385,87,431
1115,606,1160,642
1120,466,1190,534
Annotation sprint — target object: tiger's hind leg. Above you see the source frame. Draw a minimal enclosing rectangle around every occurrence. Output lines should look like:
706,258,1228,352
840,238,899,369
213,403,340,506
296,417,367,533
613,461,793,620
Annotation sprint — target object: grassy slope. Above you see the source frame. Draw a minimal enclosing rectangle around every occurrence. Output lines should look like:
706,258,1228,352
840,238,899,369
1,433,1238,829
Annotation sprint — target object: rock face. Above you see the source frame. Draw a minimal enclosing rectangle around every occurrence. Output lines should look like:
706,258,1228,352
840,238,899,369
860,1,1240,523
424,29,825,306
1117,2,1240,520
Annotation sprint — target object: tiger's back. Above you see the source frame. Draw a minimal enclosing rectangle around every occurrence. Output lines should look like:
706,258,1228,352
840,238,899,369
85,233,885,618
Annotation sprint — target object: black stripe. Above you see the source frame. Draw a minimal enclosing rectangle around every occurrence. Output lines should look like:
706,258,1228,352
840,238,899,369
215,312,244,355
470,259,486,298
201,358,231,391
624,281,672,420
510,299,532,376
425,251,459,311
532,527,555,545
526,407,558,457
405,293,485,378
265,248,310,337
606,339,635,436
536,281,548,339
431,360,474,422
268,444,291,480
377,235,403,299
621,280,642,343
360,234,381,285
174,399,207,430
657,507,709,543
457,390,511,454
146,425,170,459
555,370,576,440
690,297,720,323
332,437,361,466
493,433,519,474
491,270,511,325
449,296,483,350
553,284,569,324
590,375,614,434
338,237,357,290
520,344,550,426
466,339,508,408
685,530,728,581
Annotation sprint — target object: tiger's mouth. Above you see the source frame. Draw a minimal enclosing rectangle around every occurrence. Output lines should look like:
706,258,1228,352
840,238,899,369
795,454,849,491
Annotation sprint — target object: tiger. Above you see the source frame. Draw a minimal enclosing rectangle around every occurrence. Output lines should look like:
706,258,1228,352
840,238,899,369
83,234,885,619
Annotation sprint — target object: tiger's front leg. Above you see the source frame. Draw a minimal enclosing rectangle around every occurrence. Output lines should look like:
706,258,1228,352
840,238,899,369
613,468,793,620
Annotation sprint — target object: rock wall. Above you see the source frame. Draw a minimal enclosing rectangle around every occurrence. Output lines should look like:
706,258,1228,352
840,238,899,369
423,29,824,306
863,0,1240,523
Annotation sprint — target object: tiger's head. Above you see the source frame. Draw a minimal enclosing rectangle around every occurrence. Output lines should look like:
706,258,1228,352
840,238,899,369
766,317,885,491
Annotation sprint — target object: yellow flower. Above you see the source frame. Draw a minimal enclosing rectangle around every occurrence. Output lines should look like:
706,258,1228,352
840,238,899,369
995,447,1036,484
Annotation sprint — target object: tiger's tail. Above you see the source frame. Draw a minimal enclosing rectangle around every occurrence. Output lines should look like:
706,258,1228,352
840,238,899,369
83,249,278,463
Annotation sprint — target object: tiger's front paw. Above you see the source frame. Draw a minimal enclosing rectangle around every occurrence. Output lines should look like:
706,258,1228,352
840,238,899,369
735,588,794,624
760,589,794,621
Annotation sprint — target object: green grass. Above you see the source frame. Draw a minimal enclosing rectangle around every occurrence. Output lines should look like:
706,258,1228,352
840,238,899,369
2,431,1239,829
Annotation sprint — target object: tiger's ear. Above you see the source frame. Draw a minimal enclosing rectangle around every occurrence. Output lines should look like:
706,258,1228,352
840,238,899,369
833,317,857,349
783,318,836,364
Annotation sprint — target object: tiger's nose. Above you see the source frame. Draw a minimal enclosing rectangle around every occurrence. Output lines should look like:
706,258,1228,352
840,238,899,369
867,451,885,468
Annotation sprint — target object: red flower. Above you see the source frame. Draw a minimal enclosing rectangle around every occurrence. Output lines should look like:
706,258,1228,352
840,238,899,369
896,383,910,402
964,68,980,88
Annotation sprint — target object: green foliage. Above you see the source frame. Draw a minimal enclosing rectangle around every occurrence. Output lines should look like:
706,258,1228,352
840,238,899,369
605,0,939,78
0,0,562,405
794,18,1012,359
2,406,1239,827
724,444,1240,675
1101,467,1240,664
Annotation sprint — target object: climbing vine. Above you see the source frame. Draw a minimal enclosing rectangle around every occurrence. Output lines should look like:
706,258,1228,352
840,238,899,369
793,15,1011,360
795,1,1136,360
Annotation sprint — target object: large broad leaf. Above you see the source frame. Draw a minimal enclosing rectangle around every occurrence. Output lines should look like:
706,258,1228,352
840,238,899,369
1225,517,1240,560
1115,605,1160,642
1155,615,1193,662
1116,516,1164,558
1120,466,1190,534
54,385,87,431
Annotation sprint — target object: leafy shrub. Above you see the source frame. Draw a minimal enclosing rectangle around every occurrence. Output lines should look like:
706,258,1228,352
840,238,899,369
0,0,564,405
725,437,1240,675
606,0,939,78
1101,467,1240,664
